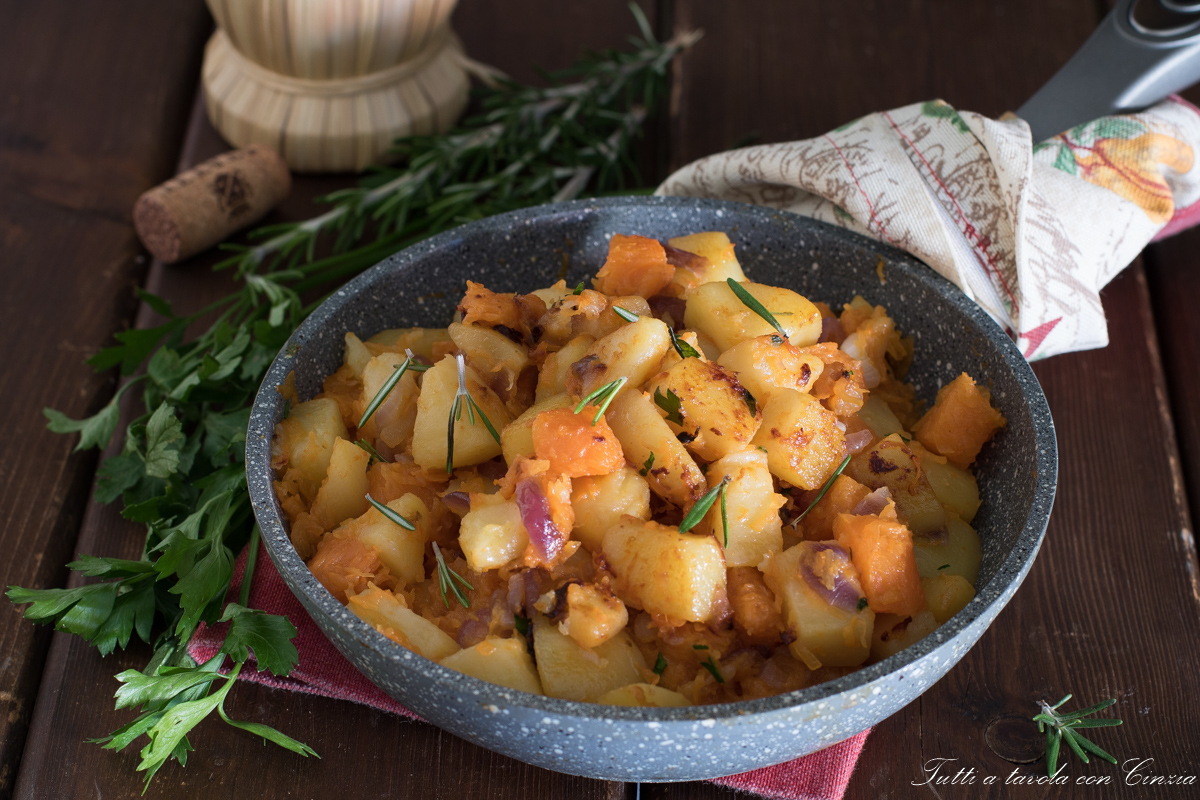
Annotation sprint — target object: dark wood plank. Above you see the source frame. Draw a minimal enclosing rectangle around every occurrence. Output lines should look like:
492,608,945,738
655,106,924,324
0,1,210,794
14,4,662,797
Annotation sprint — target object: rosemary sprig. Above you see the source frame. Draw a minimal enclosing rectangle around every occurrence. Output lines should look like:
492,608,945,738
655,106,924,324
679,476,731,535
613,306,640,323
446,354,501,473
432,542,473,609
365,494,416,531
726,278,786,338
358,349,428,428
1034,695,1123,777
355,438,386,464
790,454,852,528
574,376,628,424
700,655,725,684
668,327,701,360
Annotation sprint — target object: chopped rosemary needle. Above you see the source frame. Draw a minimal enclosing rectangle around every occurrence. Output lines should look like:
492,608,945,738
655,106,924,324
726,278,787,338
678,475,731,535
700,655,725,684
668,327,701,360
446,354,502,473
355,438,387,464
1033,694,1122,778
573,376,628,425
613,305,639,323
359,349,427,429
653,652,668,676
692,644,709,650
366,494,416,531
432,542,473,609
937,564,951,571
790,454,853,528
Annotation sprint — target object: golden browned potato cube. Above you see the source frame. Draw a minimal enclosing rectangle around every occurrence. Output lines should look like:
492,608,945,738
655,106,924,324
440,636,543,695
458,493,528,571
310,437,371,530
347,585,460,661
605,390,707,509
717,335,824,402
272,397,348,501
449,322,532,394
597,683,690,707
499,393,573,467
847,434,946,535
411,355,512,471
557,583,629,649
912,516,981,583
535,335,594,403
646,358,761,462
365,327,451,361
359,353,419,450
751,389,847,490
335,493,428,585
921,573,976,624
667,231,747,284
870,609,937,661
700,449,784,568
572,316,671,398
602,517,727,624
760,542,873,669
532,614,645,702
684,281,822,351
343,332,373,377
570,467,651,552
909,441,981,522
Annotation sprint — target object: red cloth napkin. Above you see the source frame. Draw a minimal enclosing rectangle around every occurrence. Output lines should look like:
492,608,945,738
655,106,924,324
189,543,870,800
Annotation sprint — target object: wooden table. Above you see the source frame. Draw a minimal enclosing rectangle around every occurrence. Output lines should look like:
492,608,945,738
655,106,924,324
3,1,1199,798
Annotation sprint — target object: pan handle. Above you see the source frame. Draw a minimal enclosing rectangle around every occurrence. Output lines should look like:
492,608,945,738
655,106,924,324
1018,0,1200,141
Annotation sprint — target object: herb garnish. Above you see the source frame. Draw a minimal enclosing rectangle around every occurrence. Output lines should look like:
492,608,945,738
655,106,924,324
700,655,725,684
790,454,853,527
366,494,416,531
1033,695,1123,778
574,376,627,425
514,614,530,635
653,652,668,676
359,349,428,428
668,327,701,360
679,475,731,538
857,597,868,611
937,563,950,571
572,282,586,295
692,644,709,650
355,438,386,464
726,278,786,337
432,542,474,609
446,354,502,473
653,387,684,425
639,452,655,476
613,306,640,323
743,388,757,416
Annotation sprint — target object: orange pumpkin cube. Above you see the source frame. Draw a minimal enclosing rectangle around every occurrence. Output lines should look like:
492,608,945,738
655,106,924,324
913,373,1006,469
532,407,625,478
832,513,924,616
800,474,872,541
593,234,674,298
307,534,388,603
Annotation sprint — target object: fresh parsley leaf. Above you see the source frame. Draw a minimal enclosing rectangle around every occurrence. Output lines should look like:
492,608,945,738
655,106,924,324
653,387,684,425
94,452,147,504
700,655,725,684
572,281,585,295
219,603,300,677
653,652,667,676
113,661,225,712
514,614,530,635
668,327,701,360
857,597,868,611
66,555,157,579
92,580,156,656
640,452,655,476
44,403,121,453
143,403,185,479
743,387,757,416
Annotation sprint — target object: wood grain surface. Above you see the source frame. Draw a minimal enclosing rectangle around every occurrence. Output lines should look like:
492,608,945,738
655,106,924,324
6,0,1200,798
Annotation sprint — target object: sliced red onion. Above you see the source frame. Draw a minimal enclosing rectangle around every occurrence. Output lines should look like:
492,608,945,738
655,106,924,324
663,244,709,272
852,486,892,516
516,479,564,562
845,428,874,454
801,543,864,613
648,295,688,328
442,491,471,515
372,438,398,462
456,619,489,648
819,316,846,344
477,457,508,481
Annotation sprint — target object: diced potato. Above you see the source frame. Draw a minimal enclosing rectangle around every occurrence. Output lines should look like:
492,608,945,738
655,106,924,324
593,234,674,298
334,493,428,586
347,585,460,661
570,316,671,398
458,493,528,571
717,335,824,402
535,335,594,403
727,566,785,647
847,434,945,535
411,355,513,471
833,512,925,617
272,398,348,501
598,683,690,707
870,610,937,661
310,438,371,530
570,467,651,552
699,450,784,567
760,542,873,669
799,474,871,542
667,231,747,285
359,353,419,449
909,442,981,522
602,517,727,624
922,574,976,624
646,358,761,462
532,407,624,478
912,516,981,584
532,614,646,702
440,636,543,695
365,327,451,361
751,389,846,490
449,322,532,401
605,389,707,509
558,583,628,649
343,332,373,377
913,373,1006,469
500,393,573,467
857,394,905,439
684,280,822,351
528,279,569,309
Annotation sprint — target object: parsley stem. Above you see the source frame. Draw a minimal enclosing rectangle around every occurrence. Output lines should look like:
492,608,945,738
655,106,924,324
239,525,260,608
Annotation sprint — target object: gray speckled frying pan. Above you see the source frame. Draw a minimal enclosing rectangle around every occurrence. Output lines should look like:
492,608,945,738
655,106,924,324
245,196,1056,782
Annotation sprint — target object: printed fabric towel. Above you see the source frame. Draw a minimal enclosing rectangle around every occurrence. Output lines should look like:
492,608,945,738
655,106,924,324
657,97,1200,359
189,543,868,800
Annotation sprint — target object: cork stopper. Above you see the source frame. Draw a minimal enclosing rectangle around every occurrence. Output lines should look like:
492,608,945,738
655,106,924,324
133,145,291,264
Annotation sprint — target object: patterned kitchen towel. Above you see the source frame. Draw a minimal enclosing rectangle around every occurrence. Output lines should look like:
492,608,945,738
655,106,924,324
189,542,869,800
657,97,1200,359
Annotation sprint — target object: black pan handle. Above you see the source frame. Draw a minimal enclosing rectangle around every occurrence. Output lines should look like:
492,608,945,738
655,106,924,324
1018,0,1200,141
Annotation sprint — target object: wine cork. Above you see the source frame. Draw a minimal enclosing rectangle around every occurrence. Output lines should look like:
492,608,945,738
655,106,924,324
133,145,291,263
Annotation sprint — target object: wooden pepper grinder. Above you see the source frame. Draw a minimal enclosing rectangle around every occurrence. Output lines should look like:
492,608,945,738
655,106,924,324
201,0,470,173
